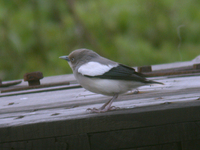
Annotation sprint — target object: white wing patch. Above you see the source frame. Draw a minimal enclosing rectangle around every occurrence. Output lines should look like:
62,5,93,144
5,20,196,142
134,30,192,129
78,62,117,76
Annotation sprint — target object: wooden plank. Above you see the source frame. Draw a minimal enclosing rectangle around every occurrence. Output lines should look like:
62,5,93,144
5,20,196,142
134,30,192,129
0,84,81,97
125,142,181,150
0,89,199,128
88,122,200,149
0,74,77,91
182,139,200,150
1,141,181,150
0,75,200,128
0,134,90,150
1,101,200,143
56,134,90,150
146,58,200,71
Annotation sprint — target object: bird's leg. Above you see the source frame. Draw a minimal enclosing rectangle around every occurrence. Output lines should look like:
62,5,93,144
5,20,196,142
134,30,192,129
87,95,119,113
99,97,114,110
101,94,118,111
86,98,113,112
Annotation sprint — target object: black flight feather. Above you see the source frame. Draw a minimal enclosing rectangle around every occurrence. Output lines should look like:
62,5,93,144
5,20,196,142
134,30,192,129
84,64,163,84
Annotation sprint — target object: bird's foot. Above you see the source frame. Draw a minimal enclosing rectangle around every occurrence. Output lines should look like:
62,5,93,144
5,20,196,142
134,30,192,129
86,107,98,112
86,106,120,113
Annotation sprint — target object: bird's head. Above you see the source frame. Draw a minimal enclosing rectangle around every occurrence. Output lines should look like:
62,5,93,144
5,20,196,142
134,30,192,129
59,48,99,71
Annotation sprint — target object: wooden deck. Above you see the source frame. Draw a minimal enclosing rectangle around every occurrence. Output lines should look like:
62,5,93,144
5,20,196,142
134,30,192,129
0,57,200,150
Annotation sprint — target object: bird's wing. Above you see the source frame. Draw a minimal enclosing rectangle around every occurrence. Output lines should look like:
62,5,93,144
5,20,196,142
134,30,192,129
78,62,147,82
78,61,118,76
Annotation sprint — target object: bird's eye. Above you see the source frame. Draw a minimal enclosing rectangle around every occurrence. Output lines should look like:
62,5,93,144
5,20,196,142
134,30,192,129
71,58,75,62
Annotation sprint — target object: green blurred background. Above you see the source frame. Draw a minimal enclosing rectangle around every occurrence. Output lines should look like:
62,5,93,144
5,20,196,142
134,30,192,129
0,0,200,81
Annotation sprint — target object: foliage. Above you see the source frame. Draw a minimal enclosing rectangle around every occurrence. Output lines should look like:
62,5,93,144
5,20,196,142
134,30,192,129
0,0,200,80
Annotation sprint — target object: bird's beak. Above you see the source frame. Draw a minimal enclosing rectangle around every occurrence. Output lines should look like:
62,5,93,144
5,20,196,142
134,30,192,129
59,56,70,62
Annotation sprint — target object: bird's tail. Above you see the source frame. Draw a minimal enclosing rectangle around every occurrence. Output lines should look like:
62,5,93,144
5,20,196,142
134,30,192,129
144,80,164,85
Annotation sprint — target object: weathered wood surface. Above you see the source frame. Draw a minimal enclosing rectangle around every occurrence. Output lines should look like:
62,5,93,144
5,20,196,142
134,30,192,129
0,74,199,126
0,58,200,150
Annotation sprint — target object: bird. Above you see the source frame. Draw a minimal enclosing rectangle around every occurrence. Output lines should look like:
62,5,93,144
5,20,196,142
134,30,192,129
59,48,163,113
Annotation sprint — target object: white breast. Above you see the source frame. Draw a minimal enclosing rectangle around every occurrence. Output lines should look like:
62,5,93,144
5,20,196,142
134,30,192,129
75,74,144,96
